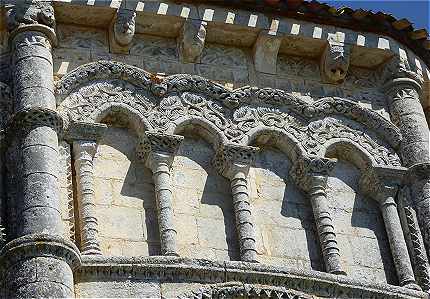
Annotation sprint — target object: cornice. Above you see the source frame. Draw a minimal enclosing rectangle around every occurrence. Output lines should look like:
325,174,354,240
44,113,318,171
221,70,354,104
76,255,426,299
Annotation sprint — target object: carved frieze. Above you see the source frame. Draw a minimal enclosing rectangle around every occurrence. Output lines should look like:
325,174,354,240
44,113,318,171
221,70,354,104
57,61,402,169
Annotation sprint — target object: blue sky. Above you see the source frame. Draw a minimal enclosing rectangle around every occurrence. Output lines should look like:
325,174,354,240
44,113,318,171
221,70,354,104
323,0,430,31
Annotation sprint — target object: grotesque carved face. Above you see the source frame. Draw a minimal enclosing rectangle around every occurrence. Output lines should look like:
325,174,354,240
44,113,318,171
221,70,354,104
113,9,136,46
322,44,350,84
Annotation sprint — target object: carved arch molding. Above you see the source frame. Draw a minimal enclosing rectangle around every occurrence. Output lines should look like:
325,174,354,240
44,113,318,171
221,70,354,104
56,61,401,168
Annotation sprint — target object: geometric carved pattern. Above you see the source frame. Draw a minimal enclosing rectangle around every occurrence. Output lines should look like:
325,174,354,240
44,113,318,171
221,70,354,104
57,61,401,167
178,282,313,299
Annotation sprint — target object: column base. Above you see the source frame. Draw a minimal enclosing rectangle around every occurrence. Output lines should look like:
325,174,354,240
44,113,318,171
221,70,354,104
0,234,81,298
403,282,422,291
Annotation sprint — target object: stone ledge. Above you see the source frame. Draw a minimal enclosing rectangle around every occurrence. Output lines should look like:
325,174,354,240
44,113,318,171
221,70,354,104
77,255,427,299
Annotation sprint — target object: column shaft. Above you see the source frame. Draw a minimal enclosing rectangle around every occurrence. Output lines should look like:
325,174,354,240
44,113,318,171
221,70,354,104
309,175,344,274
381,197,419,289
73,141,102,255
230,170,257,262
149,153,178,256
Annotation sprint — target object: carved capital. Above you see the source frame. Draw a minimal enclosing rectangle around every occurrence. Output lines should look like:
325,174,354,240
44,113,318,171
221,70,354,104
109,8,136,54
360,166,407,204
136,132,183,164
320,41,351,84
382,56,424,90
6,1,57,45
290,157,336,192
213,144,259,179
178,19,207,63
73,140,98,161
9,107,63,135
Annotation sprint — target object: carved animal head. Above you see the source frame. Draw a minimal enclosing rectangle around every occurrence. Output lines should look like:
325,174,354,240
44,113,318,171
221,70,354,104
7,2,55,30
113,9,136,46
321,43,350,84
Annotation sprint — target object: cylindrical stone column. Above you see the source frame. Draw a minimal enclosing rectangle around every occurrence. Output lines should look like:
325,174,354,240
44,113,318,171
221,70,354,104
380,196,420,289
138,132,184,256
0,2,80,298
291,157,345,274
229,165,258,262
146,152,178,256
384,75,430,257
309,174,345,275
73,140,102,255
214,144,259,262
360,166,420,290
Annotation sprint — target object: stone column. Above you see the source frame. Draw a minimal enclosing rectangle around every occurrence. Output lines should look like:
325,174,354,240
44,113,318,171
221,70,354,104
360,166,420,290
291,157,345,275
69,122,107,255
383,61,430,257
0,2,80,298
137,132,183,256
214,144,259,262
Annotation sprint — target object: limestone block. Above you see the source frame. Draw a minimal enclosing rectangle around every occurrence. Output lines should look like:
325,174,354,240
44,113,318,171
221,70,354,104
94,177,114,206
174,215,199,246
197,217,235,250
97,206,144,241
99,236,123,256
121,240,150,257
160,282,204,298
199,195,233,220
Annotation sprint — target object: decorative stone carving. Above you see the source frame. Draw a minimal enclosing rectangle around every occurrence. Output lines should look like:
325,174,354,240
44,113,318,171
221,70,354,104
399,187,430,292
253,31,282,74
72,140,102,255
6,1,57,45
213,144,259,262
109,8,136,54
6,1,56,31
290,157,345,275
56,62,402,170
137,132,184,256
178,282,313,299
178,19,207,64
320,41,351,84
360,166,420,290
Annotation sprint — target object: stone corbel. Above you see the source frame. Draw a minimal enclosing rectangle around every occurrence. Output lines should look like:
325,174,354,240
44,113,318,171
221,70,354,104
290,157,345,275
253,31,282,74
178,19,207,64
213,144,259,262
109,7,136,54
70,122,107,255
320,40,351,84
136,132,184,256
360,166,421,290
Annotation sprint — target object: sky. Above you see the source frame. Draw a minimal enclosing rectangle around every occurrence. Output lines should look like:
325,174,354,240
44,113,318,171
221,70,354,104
322,0,430,31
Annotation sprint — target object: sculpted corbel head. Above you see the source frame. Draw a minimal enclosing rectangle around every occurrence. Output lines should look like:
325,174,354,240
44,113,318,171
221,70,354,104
113,9,136,46
321,42,350,84
7,2,56,31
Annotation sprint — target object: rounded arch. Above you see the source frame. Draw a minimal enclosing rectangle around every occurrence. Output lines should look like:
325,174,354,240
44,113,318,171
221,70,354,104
171,116,227,151
323,139,376,170
93,102,152,135
246,127,306,164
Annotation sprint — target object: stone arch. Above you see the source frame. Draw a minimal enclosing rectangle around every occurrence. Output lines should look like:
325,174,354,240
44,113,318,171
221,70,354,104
171,116,227,150
246,127,322,270
322,140,399,284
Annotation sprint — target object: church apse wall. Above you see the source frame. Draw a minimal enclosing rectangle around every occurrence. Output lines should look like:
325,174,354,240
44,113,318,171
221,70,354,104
1,1,430,298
